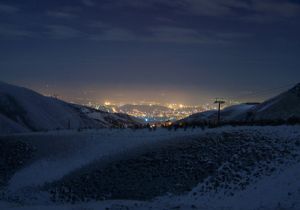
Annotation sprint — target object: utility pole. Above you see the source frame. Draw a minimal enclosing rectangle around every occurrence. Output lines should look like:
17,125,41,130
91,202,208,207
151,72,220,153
214,98,225,125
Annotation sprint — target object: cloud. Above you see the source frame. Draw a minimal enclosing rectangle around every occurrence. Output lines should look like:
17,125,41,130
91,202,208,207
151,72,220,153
149,26,252,44
252,0,300,18
0,3,19,13
238,0,300,23
155,17,177,24
47,11,77,19
89,21,108,28
82,0,95,7
103,0,249,16
149,26,212,43
89,26,209,43
241,13,280,23
90,28,137,41
0,26,33,38
180,0,249,16
45,25,83,39
215,32,253,40
103,0,300,20
183,0,300,19
47,6,81,19
88,25,247,44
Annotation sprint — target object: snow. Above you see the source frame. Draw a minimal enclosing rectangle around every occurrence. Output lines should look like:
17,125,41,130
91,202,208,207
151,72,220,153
5,128,206,192
0,82,141,134
158,161,300,210
181,103,255,123
180,83,300,123
0,81,82,130
250,83,300,120
2,159,300,210
1,126,300,210
221,103,256,120
256,97,279,112
0,114,29,134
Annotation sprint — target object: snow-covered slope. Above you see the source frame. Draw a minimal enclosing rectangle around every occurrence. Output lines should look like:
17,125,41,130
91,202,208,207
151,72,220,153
0,114,29,134
179,103,256,124
179,109,217,123
0,82,140,134
1,126,300,210
247,83,300,121
180,83,300,124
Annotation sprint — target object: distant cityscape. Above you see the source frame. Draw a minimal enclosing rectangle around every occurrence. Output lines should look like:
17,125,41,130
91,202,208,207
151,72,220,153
45,92,242,122
84,100,241,122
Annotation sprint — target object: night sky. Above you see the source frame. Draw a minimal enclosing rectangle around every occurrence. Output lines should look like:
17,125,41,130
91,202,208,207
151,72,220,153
0,0,300,104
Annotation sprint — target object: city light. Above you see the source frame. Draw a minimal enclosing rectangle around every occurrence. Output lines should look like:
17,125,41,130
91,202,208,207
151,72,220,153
85,101,233,122
104,101,111,106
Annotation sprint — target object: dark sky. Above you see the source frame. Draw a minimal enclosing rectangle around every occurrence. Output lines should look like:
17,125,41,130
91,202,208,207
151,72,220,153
0,0,300,104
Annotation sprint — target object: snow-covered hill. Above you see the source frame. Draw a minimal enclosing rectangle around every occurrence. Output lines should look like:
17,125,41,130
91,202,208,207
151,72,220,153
247,83,300,121
0,82,141,134
179,103,256,124
180,83,300,124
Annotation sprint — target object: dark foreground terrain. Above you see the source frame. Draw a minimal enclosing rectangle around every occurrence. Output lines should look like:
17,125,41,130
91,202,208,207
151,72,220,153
0,126,300,210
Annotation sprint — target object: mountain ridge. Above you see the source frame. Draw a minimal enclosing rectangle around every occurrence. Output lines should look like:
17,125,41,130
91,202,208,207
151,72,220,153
0,81,141,134
179,83,300,124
